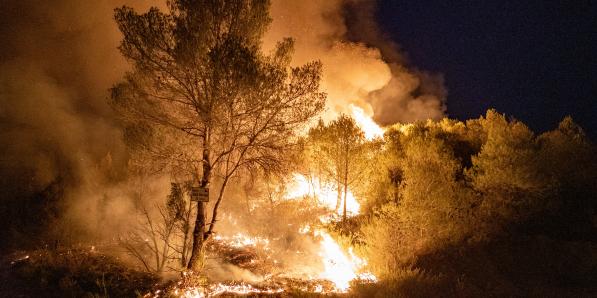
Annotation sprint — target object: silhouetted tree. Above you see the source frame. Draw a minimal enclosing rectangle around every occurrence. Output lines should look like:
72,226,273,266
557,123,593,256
536,116,597,236
468,110,552,232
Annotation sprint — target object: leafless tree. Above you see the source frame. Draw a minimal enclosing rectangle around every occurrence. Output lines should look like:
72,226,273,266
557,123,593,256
120,202,177,274
165,181,195,268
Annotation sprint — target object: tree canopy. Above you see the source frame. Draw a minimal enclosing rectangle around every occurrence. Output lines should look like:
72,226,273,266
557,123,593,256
111,0,326,270
306,115,374,220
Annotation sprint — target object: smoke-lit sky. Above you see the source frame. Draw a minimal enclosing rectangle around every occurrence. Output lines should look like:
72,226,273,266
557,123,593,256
0,0,448,243
0,0,444,199
376,0,597,138
0,0,594,203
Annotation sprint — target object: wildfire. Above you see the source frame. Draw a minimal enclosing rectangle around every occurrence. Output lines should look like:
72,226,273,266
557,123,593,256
166,283,284,298
284,172,377,291
285,173,360,216
209,283,284,296
350,104,384,140
155,226,375,297
213,233,270,250
160,110,383,296
315,229,376,292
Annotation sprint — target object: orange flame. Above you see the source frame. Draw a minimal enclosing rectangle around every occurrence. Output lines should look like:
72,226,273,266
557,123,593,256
350,104,384,140
315,229,376,291
285,173,360,216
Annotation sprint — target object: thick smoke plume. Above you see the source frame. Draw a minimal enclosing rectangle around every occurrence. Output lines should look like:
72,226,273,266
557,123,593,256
264,0,447,125
0,0,161,247
0,0,446,249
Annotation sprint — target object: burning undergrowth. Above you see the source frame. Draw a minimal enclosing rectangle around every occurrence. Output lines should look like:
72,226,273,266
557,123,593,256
150,231,371,297
143,185,377,297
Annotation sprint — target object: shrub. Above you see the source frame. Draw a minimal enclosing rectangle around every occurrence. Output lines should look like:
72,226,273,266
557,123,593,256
1,248,158,297
351,268,452,298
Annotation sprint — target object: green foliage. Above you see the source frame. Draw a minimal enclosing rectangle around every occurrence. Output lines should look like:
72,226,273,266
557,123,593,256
468,110,559,236
357,110,597,296
361,124,476,278
537,116,596,203
360,203,407,277
470,110,547,192
398,129,471,235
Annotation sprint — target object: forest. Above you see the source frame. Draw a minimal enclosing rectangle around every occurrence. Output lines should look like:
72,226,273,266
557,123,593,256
1,0,596,297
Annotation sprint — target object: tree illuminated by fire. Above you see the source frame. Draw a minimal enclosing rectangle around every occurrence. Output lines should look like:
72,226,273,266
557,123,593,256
303,115,380,221
111,0,326,271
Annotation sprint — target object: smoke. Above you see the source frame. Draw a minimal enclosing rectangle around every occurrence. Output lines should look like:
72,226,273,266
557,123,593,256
0,0,446,249
0,0,161,247
264,0,447,125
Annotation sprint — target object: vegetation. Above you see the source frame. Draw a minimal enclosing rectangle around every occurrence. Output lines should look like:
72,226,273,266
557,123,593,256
304,115,377,221
348,110,597,296
0,1,595,297
0,248,158,298
2,108,595,296
111,0,325,270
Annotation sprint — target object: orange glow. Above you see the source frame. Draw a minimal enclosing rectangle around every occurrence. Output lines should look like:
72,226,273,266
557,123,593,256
315,229,376,291
213,233,271,250
156,229,376,297
285,173,360,216
158,167,379,297
398,123,414,135
166,283,284,298
284,172,377,291
350,104,384,140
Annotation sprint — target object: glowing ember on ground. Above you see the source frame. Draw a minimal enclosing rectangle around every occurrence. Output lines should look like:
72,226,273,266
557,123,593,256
10,255,30,265
213,233,270,249
285,173,360,216
350,104,384,140
149,270,287,298
161,283,284,298
153,169,378,297
153,227,376,297
209,283,284,297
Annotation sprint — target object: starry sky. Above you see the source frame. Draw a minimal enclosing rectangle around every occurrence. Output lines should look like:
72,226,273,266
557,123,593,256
376,0,597,138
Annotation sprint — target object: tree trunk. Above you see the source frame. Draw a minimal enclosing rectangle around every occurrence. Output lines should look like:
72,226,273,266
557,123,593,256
336,180,342,211
342,181,348,222
181,197,192,267
187,201,206,270
187,136,211,270
343,151,349,222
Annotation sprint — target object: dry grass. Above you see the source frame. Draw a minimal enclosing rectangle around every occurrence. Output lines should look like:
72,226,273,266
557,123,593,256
0,247,158,297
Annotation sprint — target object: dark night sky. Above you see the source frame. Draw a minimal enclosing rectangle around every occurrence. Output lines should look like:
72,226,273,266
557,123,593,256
376,0,597,138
